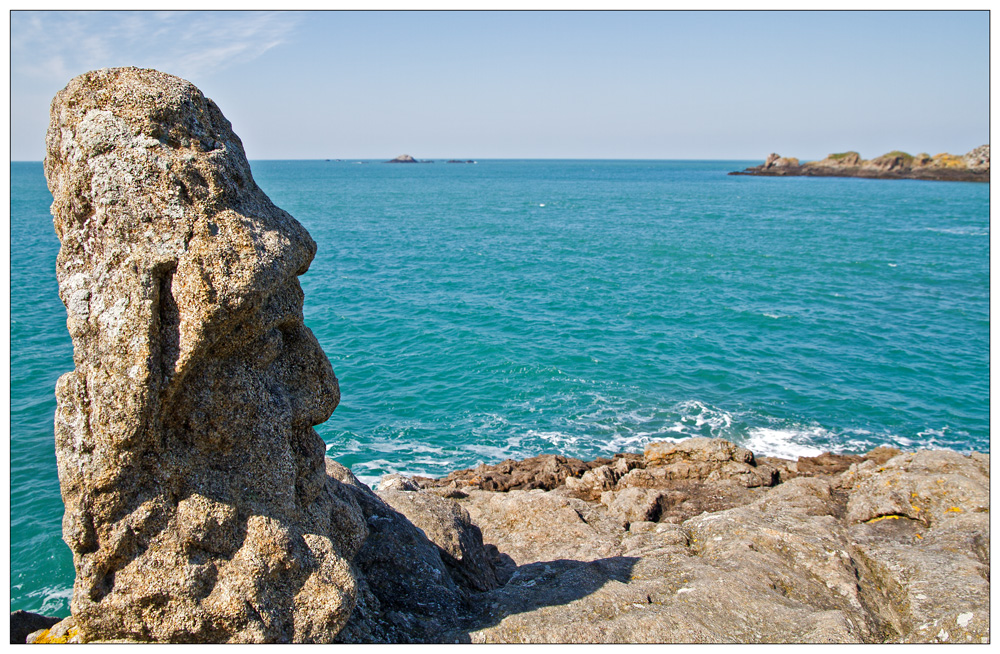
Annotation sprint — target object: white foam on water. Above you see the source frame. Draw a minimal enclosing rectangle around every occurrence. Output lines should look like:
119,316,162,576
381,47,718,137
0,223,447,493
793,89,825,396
926,226,989,236
26,584,73,615
672,399,734,433
465,443,518,460
524,430,580,448
368,440,446,455
744,427,827,459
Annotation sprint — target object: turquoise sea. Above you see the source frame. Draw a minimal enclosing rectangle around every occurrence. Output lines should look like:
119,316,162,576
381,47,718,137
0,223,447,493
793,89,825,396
9,159,989,615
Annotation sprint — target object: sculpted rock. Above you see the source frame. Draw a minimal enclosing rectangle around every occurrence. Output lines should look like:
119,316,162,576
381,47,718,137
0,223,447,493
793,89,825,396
45,67,365,642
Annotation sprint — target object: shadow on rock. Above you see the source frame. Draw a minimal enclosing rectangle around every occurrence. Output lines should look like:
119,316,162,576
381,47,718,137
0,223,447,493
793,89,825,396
460,556,641,637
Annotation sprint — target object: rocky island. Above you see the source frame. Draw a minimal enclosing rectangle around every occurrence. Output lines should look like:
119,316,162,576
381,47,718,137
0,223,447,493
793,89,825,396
386,154,434,163
731,146,989,182
15,68,989,644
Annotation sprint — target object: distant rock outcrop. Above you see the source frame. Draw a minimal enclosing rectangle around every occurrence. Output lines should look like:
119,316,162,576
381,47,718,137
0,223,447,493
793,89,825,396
732,146,989,182
44,67,368,643
386,154,418,163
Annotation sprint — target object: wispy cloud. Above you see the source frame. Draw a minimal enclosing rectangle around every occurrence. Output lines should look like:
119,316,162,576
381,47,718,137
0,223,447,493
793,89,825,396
12,10,300,86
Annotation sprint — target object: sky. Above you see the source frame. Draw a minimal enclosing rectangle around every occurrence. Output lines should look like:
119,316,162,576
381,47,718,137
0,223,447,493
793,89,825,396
9,10,990,161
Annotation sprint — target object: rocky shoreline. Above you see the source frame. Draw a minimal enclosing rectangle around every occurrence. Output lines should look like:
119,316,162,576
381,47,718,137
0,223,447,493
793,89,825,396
730,146,989,182
17,439,990,643
14,67,989,644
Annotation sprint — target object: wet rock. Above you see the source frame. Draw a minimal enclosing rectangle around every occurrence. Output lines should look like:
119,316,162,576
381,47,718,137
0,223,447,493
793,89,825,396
45,67,364,642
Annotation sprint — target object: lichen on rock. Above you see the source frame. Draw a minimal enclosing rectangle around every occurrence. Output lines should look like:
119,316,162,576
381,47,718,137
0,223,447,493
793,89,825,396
45,67,365,643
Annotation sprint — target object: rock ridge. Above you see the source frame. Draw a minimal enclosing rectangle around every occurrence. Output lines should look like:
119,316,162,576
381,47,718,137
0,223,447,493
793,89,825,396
730,146,989,182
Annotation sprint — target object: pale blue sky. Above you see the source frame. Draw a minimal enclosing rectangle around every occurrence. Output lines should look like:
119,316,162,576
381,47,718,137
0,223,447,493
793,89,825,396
10,10,990,161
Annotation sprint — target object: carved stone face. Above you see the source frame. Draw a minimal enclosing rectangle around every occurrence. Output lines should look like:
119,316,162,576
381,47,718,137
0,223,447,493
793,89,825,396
165,274,340,515
46,67,362,643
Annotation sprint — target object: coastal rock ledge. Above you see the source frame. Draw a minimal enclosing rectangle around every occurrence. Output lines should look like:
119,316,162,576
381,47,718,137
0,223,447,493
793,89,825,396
730,146,989,182
24,68,989,644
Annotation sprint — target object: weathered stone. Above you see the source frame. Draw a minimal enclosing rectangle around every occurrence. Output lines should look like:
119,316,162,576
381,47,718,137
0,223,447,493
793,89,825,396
325,460,465,643
964,144,990,171
600,487,665,523
378,487,500,593
632,437,777,488
460,489,625,566
451,440,988,643
418,453,608,493
45,67,365,643
842,450,989,642
10,611,61,644
796,452,864,477
378,473,422,492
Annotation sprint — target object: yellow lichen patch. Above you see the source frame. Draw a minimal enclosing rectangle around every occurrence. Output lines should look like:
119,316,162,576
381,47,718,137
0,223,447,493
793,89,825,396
866,515,902,524
932,153,967,169
31,627,80,644
915,534,923,540
946,507,964,513
911,505,921,513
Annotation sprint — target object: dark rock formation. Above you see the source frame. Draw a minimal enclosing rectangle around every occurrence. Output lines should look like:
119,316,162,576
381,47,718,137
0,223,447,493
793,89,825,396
44,67,366,643
10,611,60,644
386,154,418,163
731,146,989,182
415,453,639,493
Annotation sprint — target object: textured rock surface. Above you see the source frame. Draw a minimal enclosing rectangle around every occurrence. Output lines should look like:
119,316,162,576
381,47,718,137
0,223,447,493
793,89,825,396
415,453,623,493
404,438,988,643
324,460,470,643
45,67,365,642
378,485,500,593
731,146,989,182
10,611,61,644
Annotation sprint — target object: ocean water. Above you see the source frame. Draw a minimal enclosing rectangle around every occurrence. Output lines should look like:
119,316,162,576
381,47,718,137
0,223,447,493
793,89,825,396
9,159,989,615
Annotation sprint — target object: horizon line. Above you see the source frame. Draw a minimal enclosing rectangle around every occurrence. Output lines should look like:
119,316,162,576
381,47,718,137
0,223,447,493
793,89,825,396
12,157,767,164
